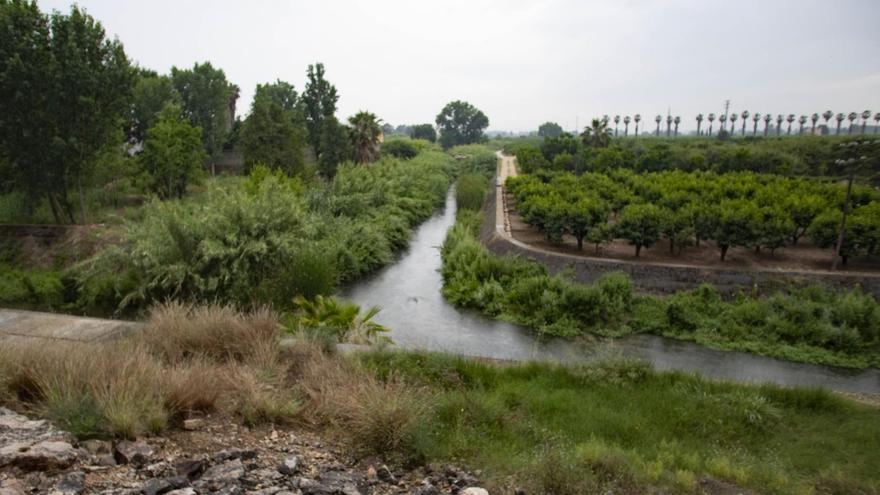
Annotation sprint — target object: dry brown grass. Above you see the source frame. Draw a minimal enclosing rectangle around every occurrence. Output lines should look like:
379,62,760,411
0,302,429,455
141,301,279,364
0,303,302,438
291,341,429,458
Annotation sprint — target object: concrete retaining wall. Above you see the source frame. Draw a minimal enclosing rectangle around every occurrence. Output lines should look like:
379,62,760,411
478,174,880,297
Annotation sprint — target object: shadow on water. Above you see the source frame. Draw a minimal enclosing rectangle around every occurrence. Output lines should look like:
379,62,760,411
342,187,880,394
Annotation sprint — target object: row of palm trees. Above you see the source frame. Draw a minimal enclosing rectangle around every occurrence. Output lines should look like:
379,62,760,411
599,110,879,138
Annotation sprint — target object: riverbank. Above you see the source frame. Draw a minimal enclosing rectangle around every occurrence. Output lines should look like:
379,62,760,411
431,155,880,369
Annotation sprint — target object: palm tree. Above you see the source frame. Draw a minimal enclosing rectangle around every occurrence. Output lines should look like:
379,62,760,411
874,112,880,134
786,114,795,135
847,112,857,134
293,295,391,344
719,114,727,136
602,114,610,126
707,113,716,135
581,118,613,148
348,111,382,163
654,115,662,136
695,113,704,136
673,116,681,137
730,113,738,134
613,115,620,137
798,115,807,135
822,110,833,130
810,113,819,134
776,114,784,136
835,113,845,135
861,110,871,134
763,114,772,136
623,115,631,136
741,110,749,135
752,113,760,136
665,114,672,137
634,114,641,136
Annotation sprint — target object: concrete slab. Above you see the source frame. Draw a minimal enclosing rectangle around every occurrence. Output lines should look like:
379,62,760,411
0,309,142,344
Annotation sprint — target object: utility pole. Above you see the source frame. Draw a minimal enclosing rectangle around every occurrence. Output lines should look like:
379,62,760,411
723,99,730,121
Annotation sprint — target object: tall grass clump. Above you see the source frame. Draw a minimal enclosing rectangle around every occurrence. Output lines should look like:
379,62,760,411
455,173,489,212
0,303,302,438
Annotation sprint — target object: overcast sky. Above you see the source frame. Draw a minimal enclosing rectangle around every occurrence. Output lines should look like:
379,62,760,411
39,0,880,132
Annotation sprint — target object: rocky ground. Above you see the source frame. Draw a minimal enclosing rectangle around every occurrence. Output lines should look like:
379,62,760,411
0,408,491,495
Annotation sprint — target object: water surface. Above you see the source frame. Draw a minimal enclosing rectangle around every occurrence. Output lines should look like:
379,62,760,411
344,188,880,394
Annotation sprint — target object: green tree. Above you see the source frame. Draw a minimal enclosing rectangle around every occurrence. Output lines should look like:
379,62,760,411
564,197,607,250
515,146,550,173
538,121,564,138
0,1,134,223
171,61,237,167
810,210,859,266
540,133,580,162
659,207,692,254
586,223,614,255
317,116,353,178
128,69,177,145
757,207,795,256
239,81,307,175
714,200,761,261
348,111,383,164
615,203,663,257
410,123,436,142
302,62,338,155
435,100,489,149
138,104,206,199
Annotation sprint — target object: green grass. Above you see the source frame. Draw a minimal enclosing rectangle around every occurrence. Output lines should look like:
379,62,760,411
357,350,880,494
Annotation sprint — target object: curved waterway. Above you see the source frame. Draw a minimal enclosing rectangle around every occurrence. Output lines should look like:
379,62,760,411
343,187,880,395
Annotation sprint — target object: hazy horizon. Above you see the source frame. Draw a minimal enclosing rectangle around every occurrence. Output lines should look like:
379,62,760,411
37,0,880,133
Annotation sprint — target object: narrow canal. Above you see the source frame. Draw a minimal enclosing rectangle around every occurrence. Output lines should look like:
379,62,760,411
344,187,880,395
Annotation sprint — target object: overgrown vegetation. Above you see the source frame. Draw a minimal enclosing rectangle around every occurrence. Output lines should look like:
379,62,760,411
441,209,880,368
357,350,880,494
2,304,877,494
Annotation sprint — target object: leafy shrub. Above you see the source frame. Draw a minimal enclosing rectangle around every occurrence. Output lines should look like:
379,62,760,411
381,139,418,160
80,150,457,312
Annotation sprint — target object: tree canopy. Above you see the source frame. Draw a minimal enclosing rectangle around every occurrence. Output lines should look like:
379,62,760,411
0,0,134,223
435,100,489,149
171,61,237,162
138,103,206,199
303,63,339,155
538,122,564,138
410,123,437,142
239,80,307,176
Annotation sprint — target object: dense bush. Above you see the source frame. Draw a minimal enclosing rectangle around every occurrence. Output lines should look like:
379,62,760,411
440,210,880,368
381,139,419,160
78,151,457,313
